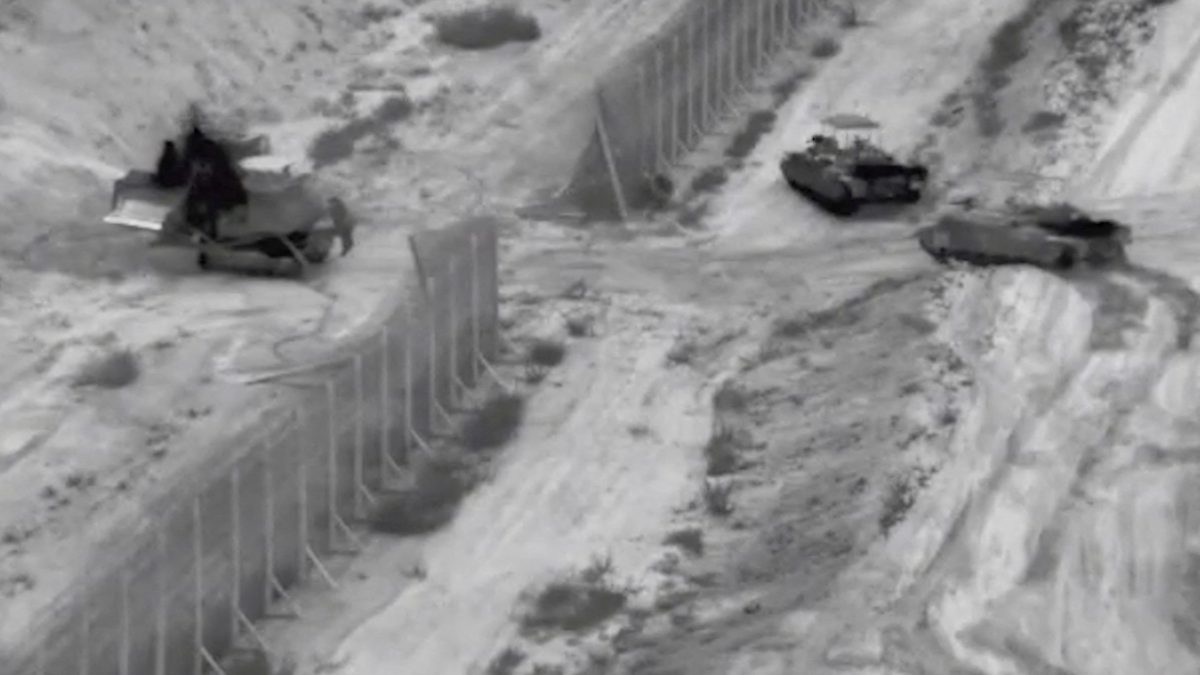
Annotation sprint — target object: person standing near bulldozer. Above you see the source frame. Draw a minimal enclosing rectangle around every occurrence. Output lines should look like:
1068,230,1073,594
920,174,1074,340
327,196,355,255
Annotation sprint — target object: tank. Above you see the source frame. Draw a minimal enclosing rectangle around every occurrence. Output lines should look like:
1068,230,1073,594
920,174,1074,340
780,133,929,216
916,205,1130,270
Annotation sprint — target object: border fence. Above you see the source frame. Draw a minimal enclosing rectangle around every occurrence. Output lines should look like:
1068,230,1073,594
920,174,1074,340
562,0,839,220
8,0,850,669
7,216,502,675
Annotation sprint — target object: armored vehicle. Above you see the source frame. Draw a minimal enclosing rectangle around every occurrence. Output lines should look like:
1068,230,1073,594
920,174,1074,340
780,113,929,216
916,203,1130,270
104,125,354,276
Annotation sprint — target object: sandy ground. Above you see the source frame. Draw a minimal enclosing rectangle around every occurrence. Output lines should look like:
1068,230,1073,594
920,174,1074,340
8,0,1200,673
245,0,1200,674
0,0,690,657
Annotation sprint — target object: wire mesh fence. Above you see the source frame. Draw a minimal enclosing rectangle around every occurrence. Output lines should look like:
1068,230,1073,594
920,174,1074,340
562,0,839,220
7,217,502,675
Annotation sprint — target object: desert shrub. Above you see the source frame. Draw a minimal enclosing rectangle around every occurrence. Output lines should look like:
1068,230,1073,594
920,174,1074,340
712,381,748,412
1022,110,1066,133
690,166,729,194
73,349,139,389
726,110,777,160
308,95,412,167
982,17,1031,80
666,336,697,365
362,3,403,23
462,392,526,451
375,95,414,123
486,647,526,675
434,5,541,50
528,339,566,368
565,313,595,337
879,476,915,534
704,426,739,476
702,479,734,516
840,2,861,27
811,36,841,58
368,455,473,535
663,528,704,557
520,572,627,633
770,68,811,106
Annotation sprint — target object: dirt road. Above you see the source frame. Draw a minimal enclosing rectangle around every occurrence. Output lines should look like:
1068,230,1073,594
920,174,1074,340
632,0,1200,673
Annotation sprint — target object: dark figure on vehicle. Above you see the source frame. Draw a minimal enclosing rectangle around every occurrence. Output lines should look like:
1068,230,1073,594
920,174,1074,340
178,125,249,239
153,141,189,188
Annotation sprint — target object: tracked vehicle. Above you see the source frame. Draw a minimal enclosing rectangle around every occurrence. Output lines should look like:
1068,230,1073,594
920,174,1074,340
917,203,1131,270
104,123,354,277
780,113,929,216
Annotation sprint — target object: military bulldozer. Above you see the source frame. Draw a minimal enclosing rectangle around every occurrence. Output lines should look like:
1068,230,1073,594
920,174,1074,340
104,123,354,277
916,202,1131,270
780,113,929,216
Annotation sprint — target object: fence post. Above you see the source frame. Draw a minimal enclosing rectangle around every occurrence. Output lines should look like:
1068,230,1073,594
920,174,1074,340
77,600,89,675
404,302,414,460
635,64,649,178
119,569,131,675
325,379,339,549
700,4,711,131
654,47,666,171
448,257,460,403
263,450,276,611
155,528,166,675
352,354,370,518
230,467,241,641
192,497,203,675
757,0,768,70
716,0,728,115
470,234,481,385
297,439,309,582
741,1,752,87
669,34,681,165
782,0,792,43
726,0,739,107
595,95,630,221
427,276,438,432
379,326,393,481
683,10,694,151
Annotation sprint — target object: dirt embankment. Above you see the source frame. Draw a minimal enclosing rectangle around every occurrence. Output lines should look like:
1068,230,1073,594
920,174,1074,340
584,1,1200,673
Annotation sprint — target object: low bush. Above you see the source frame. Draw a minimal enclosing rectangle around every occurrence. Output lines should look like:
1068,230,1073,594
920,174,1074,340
704,426,739,476
726,110,777,160
811,36,841,58
485,647,526,675
663,528,704,557
703,479,734,516
462,392,526,451
712,381,749,413
434,5,542,50
308,95,412,167
73,349,139,389
1021,110,1066,133
690,166,729,194
520,562,628,633
368,455,473,535
528,339,566,368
